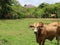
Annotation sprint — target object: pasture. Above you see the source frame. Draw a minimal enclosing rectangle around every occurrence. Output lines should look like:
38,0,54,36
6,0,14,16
0,18,60,45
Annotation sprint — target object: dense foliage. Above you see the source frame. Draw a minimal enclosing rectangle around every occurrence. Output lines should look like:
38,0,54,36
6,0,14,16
0,0,60,19
0,0,13,19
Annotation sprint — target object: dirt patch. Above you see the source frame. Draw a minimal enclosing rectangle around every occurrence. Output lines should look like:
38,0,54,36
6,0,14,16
0,39,8,44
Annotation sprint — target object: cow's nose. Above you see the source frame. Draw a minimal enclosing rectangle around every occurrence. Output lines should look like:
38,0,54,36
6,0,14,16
34,32,37,34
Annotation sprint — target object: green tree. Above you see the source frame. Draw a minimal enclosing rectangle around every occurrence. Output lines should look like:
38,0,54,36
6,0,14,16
11,0,23,19
0,0,13,19
38,3,49,8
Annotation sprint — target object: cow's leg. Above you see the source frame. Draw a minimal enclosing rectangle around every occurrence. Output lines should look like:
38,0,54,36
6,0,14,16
56,36,59,45
57,39,59,45
39,40,45,45
39,41,41,45
41,40,45,45
39,42,41,45
39,43,41,45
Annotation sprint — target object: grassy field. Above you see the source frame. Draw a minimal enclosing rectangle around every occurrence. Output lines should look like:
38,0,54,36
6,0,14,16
0,18,60,45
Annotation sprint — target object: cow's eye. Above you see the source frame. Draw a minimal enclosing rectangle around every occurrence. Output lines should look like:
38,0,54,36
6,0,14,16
29,26,34,28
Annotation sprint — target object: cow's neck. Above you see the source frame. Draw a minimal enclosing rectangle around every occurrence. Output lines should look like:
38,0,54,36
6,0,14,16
35,29,42,36
35,29,42,43
38,29,42,36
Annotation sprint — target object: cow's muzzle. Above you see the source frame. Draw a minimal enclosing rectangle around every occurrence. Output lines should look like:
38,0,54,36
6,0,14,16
34,32,37,34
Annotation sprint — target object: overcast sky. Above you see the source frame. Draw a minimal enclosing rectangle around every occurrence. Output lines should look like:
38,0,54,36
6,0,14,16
17,0,60,6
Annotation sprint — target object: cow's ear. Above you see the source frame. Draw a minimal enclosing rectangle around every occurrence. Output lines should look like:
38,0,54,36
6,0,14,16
29,25,34,28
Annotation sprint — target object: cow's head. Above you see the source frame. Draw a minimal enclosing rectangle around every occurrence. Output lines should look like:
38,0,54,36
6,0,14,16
29,22,44,34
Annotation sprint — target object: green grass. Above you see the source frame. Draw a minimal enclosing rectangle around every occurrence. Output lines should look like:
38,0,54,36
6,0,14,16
0,18,60,45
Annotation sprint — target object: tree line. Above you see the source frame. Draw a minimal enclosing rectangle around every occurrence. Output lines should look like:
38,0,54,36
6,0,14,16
0,0,60,19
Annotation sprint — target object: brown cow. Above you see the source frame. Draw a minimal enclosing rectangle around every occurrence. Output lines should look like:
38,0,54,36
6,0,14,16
29,22,60,45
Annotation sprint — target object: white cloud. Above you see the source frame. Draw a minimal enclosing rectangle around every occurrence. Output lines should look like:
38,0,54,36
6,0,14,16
44,0,60,4
17,0,60,6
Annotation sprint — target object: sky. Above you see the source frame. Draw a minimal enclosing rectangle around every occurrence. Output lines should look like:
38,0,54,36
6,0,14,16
17,0,60,6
